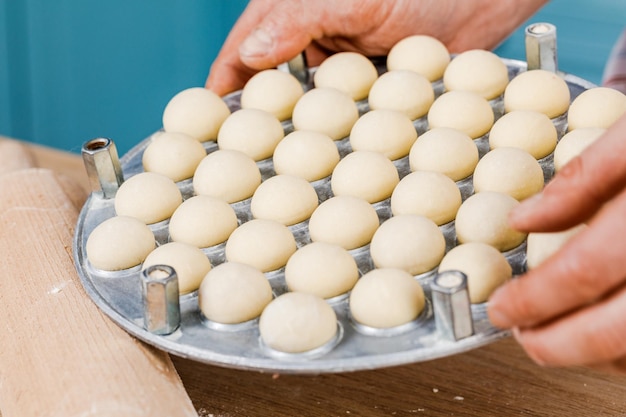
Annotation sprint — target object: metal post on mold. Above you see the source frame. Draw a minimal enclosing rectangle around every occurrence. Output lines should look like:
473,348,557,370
431,270,474,341
525,22,558,73
81,137,124,199
278,53,310,86
141,264,181,335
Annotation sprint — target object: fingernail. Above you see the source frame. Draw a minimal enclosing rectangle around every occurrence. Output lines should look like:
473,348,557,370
510,193,543,223
240,28,273,58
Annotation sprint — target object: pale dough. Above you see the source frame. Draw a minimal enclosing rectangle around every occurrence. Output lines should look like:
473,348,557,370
526,224,586,270
331,151,400,204
438,242,512,303
408,127,478,181
455,191,527,252
250,174,319,225
86,216,155,271
489,110,557,159
292,87,360,140
308,196,380,250
370,215,446,275
142,241,212,295
567,87,626,130
285,242,359,299
241,69,304,120
427,90,494,138
349,268,426,329
554,128,605,172
272,130,340,181
259,292,338,353
367,70,435,120
192,149,261,203
473,147,544,201
198,262,273,324
114,172,182,224
443,49,509,100
313,52,378,101
217,108,284,161
169,195,238,248
503,70,570,118
225,219,297,272
142,131,207,182
349,109,418,160
387,35,450,81
162,87,231,142
390,171,461,225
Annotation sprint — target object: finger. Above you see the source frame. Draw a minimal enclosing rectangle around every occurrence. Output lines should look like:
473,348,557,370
510,114,626,233
588,356,626,375
489,185,626,329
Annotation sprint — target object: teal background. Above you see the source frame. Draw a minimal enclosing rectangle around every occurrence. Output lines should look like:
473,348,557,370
0,0,624,155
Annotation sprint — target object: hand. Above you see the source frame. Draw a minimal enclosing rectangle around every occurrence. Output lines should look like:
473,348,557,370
205,0,548,96
488,114,626,373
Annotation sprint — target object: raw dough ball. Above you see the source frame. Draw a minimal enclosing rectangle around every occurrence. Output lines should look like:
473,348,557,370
162,87,231,142
225,219,297,272
217,108,284,161
526,224,586,270
313,52,378,101
142,131,207,182
367,70,435,120
387,35,451,81
554,128,605,172
259,292,338,353
308,196,380,250
350,268,425,329
473,147,544,201
443,49,509,100
285,242,359,299
331,151,400,204
567,87,626,130
272,130,340,181
251,175,319,225
292,87,360,140
370,215,445,275
241,69,304,120
192,149,261,203
86,216,155,271
489,110,557,159
455,191,527,252
409,127,478,181
504,70,570,118
199,262,273,324
391,171,461,225
349,109,418,160
142,242,212,295
438,242,512,303
428,91,494,138
114,172,182,224
169,195,238,248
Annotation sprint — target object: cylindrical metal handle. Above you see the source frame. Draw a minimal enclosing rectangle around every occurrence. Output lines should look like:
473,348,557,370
81,137,124,199
277,53,310,86
525,22,558,73
141,264,181,335
431,270,474,341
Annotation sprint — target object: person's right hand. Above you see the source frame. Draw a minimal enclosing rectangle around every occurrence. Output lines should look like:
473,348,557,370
206,0,548,96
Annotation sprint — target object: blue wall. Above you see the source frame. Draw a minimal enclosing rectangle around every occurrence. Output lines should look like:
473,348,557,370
0,0,624,155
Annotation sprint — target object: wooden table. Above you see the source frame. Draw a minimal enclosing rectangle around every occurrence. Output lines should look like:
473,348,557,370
6,138,626,416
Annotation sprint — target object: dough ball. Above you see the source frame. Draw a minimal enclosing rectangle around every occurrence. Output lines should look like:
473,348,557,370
455,192,527,252
272,130,340,182
390,171,462,225
251,175,319,225
285,242,359,299
438,242,512,303
86,216,155,271
489,110,557,159
309,196,380,250
241,69,304,120
367,70,435,120
217,108,284,161
443,49,509,100
169,195,238,248
193,149,261,203
387,35,450,81
554,127,605,172
473,147,544,201
349,109,418,160
313,52,378,101
408,127,478,181
142,131,207,182
162,87,231,142
331,151,400,204
503,70,570,118
199,262,273,324
526,224,586,270
567,87,626,130
292,87,360,140
225,219,297,272
259,292,338,353
428,90,494,138
350,268,425,329
370,215,445,275
114,172,182,224
142,242,211,295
